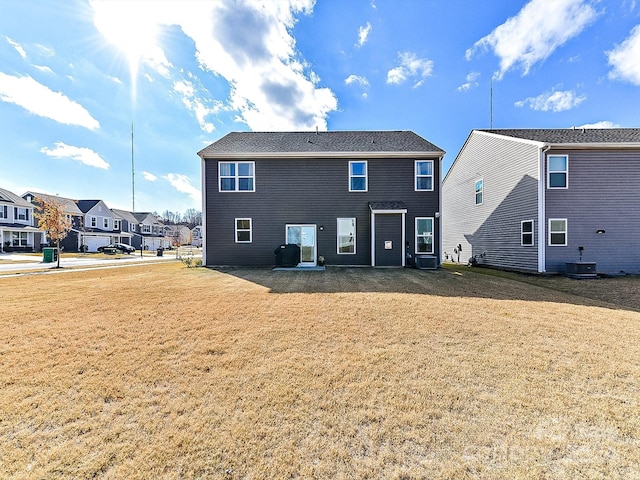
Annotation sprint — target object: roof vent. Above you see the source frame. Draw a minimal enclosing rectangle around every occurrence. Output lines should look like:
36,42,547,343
315,125,318,135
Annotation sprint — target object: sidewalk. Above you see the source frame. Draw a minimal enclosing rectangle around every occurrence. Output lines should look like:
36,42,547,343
0,250,191,275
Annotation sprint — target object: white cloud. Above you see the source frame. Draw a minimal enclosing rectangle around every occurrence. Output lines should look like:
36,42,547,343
345,74,369,86
0,73,99,130
578,121,620,128
607,24,640,86
165,173,201,204
5,36,26,59
457,71,480,92
142,171,157,182
40,141,110,169
515,88,586,112
467,0,598,79
33,65,54,74
387,52,433,86
357,22,372,47
173,80,220,133
91,0,337,131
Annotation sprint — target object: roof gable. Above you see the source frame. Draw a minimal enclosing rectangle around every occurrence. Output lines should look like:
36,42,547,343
198,130,444,158
0,187,33,208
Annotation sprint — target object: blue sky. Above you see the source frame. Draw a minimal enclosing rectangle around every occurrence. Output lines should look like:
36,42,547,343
1,0,639,214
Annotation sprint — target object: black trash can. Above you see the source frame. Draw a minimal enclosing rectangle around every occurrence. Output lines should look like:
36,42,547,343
157,247,164,257
274,244,300,267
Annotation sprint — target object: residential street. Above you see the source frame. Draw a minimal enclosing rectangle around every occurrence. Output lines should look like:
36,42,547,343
0,250,198,275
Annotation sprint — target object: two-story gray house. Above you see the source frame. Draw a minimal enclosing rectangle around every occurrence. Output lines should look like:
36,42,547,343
199,131,445,268
442,128,640,275
1,187,43,252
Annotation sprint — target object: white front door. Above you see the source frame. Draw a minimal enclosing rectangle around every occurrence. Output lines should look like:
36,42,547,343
286,224,317,266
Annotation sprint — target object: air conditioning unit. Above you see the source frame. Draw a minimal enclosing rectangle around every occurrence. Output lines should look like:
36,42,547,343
565,262,597,279
415,255,438,270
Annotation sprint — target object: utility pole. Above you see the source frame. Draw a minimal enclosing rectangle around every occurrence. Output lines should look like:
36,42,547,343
131,122,135,212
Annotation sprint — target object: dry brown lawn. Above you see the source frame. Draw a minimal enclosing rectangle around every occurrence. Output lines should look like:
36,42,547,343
1,263,639,479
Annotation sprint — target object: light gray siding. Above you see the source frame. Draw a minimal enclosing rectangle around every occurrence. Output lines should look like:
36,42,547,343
442,131,540,271
545,149,640,275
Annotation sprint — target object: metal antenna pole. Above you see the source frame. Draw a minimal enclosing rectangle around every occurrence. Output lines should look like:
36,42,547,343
131,122,135,212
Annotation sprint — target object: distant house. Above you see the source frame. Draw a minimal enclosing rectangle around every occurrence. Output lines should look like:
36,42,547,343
442,128,640,275
1,187,43,252
198,131,444,267
191,225,202,247
132,212,168,250
165,225,191,246
23,192,84,252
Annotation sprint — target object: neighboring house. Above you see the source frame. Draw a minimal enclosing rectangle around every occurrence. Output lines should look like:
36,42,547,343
132,212,168,250
198,131,444,267
77,200,123,252
23,191,84,252
191,225,202,247
111,209,141,248
442,128,640,275
166,225,191,246
0,187,43,252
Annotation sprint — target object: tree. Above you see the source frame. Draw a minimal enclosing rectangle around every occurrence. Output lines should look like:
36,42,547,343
34,196,73,268
183,208,202,228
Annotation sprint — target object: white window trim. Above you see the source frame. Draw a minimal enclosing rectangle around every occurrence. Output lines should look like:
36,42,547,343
547,154,569,189
219,161,256,192
415,217,434,254
348,161,368,192
521,220,534,247
90,216,97,227
548,218,567,246
103,218,109,229
475,178,484,205
235,218,252,243
415,160,434,192
337,217,356,255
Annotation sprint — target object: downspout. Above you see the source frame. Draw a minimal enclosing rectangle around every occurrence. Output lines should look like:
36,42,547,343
438,154,444,266
538,145,551,273
200,155,207,265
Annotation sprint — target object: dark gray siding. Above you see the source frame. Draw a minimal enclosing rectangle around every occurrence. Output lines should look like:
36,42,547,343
442,131,540,271
545,149,640,275
204,157,440,266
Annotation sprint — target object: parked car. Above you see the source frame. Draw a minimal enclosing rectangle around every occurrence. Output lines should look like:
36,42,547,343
97,243,136,254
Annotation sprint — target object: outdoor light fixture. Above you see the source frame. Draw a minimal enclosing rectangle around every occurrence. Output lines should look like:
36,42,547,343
596,229,606,234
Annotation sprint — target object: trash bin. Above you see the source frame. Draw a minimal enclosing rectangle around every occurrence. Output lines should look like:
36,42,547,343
157,247,163,257
43,247,58,263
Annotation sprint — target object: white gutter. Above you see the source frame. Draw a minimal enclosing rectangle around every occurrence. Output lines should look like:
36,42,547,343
538,145,551,273
199,151,443,160
201,155,207,265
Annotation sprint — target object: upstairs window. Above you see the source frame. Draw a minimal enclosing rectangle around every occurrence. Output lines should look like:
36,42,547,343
349,161,367,191
415,161,434,191
103,218,109,229
415,217,434,254
337,218,356,254
15,207,29,221
475,179,483,205
521,220,534,246
114,220,120,230
142,224,151,233
548,155,568,189
549,219,567,246
235,218,252,243
0,205,7,219
90,216,97,227
220,162,255,192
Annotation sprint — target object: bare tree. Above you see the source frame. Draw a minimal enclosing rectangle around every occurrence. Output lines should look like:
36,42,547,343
34,196,73,268
183,208,202,228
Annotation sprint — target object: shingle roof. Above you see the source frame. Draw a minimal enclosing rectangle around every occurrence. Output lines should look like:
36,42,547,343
479,128,640,144
0,187,32,207
23,192,83,215
198,131,444,157
76,200,102,213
